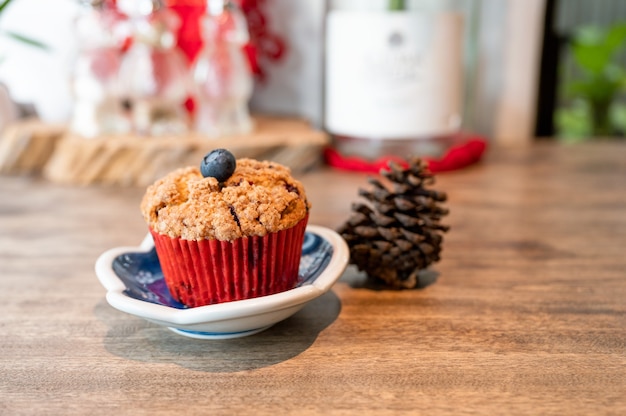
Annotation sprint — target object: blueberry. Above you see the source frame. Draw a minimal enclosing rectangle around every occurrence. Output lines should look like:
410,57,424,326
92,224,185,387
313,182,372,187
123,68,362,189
200,149,236,182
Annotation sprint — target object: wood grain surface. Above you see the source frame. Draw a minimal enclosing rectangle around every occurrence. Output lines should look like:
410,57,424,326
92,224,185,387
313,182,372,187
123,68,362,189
0,116,327,186
1,141,625,415
43,116,327,186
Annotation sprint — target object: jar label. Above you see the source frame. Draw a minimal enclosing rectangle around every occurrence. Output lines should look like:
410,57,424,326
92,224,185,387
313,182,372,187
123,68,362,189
325,11,463,139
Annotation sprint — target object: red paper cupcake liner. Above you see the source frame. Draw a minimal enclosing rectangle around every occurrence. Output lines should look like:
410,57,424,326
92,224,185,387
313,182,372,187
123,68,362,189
150,215,308,307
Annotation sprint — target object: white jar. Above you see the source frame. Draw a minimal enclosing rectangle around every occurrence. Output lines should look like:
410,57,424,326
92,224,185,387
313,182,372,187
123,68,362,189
325,0,476,159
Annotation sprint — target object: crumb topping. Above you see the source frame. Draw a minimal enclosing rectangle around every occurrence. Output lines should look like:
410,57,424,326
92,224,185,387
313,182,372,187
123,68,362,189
140,159,310,241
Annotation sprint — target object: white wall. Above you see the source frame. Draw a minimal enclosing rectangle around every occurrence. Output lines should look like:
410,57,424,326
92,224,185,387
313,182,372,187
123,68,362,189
248,0,327,128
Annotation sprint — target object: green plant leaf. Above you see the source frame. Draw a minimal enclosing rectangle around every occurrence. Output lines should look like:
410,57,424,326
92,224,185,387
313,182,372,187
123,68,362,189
571,24,626,76
609,102,626,133
555,101,593,141
566,76,619,103
0,0,14,15
604,23,626,53
4,31,49,50
575,26,604,45
560,22,626,138
572,39,611,75
388,0,406,11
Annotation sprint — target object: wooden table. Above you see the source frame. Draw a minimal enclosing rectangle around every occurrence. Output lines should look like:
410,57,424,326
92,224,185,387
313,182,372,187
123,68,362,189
1,141,625,415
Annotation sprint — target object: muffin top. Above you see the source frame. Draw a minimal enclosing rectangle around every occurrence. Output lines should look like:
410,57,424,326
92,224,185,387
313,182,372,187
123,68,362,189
141,158,310,241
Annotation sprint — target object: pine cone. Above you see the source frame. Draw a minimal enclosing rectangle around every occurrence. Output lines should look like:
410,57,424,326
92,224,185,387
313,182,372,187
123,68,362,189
338,158,450,289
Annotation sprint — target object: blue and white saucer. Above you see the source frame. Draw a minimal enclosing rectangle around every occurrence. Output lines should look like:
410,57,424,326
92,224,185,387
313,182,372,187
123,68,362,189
95,225,349,339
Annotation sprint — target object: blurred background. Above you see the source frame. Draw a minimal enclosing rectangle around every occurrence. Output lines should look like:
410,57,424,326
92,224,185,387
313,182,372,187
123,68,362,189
1,0,625,153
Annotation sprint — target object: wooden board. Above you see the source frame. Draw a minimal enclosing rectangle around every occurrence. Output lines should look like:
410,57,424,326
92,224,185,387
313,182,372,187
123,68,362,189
0,116,328,186
0,118,65,174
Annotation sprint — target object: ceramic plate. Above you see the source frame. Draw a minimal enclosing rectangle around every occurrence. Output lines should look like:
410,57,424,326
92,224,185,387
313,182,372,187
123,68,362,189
95,225,349,339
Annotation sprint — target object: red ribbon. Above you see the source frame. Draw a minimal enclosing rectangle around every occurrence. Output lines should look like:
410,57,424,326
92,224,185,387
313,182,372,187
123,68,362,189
323,135,488,173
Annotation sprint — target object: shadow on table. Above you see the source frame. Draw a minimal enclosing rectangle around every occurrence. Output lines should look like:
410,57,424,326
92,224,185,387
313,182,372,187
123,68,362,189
340,264,439,290
95,290,341,373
